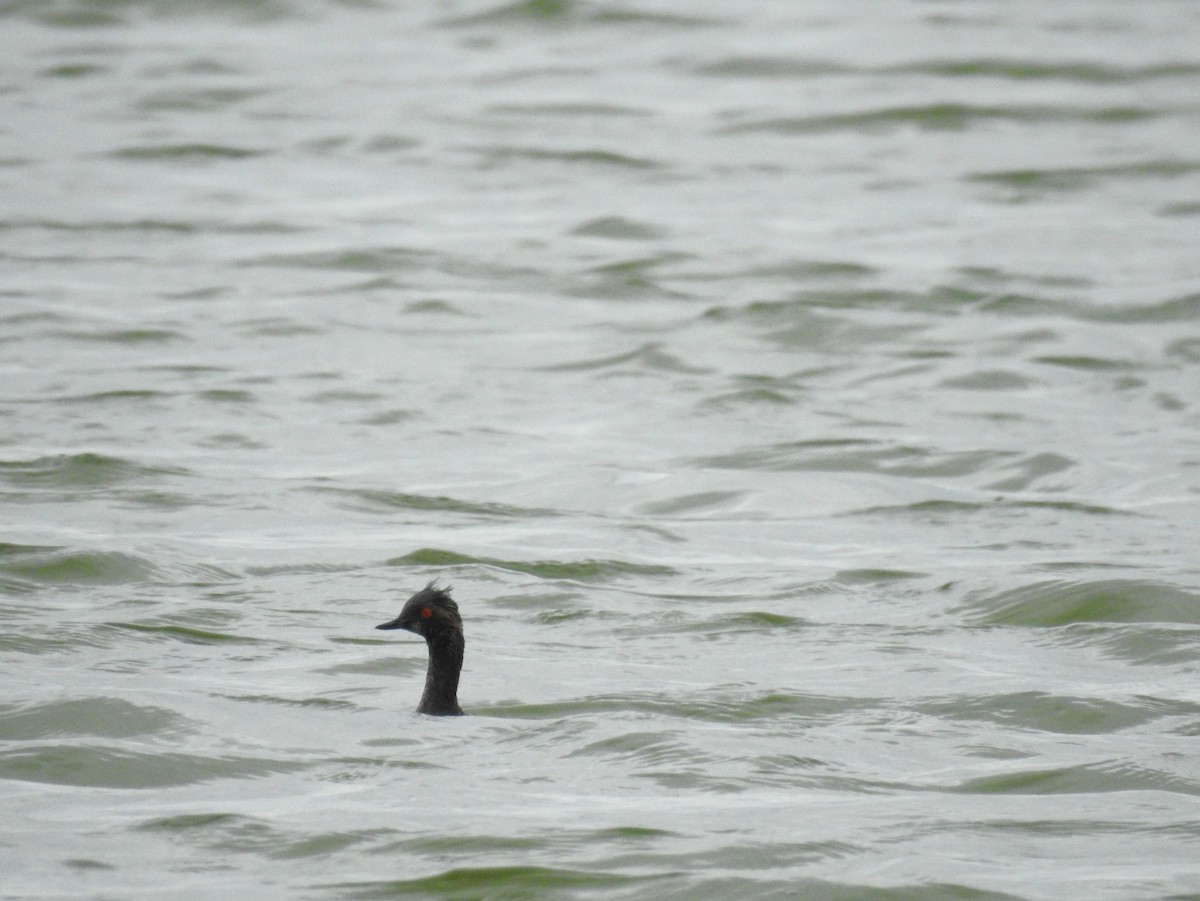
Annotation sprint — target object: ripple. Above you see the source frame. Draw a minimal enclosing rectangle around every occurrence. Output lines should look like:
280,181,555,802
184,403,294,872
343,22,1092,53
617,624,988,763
40,63,107,78
10,0,298,27
1032,354,1140,371
848,498,1131,519
447,0,714,28
483,691,870,724
270,830,392,860
331,865,648,899
952,761,1200,796
137,812,390,860
60,328,184,343
635,490,746,516
0,452,187,488
2,218,297,236
0,697,190,740
136,812,245,831
475,144,663,170
242,562,360,576
312,486,558,519
56,389,169,404
575,254,696,301
0,745,305,788
940,370,1035,390
539,342,706,374
963,579,1200,626
835,569,927,584
319,656,424,678
566,731,705,766
387,834,543,854
1059,625,1200,667
490,102,651,119
1086,292,1200,323
692,56,851,78
197,388,256,403
685,611,809,633
0,547,157,585
721,103,1152,135
106,622,261,645
693,439,1010,479
1160,202,1200,218
983,451,1074,491
386,548,675,581
570,215,666,240
136,86,263,113
699,386,796,409
892,58,1200,83
111,143,265,160
240,245,434,273
968,158,1200,194
914,691,1191,735
222,694,359,711
748,259,876,281
709,287,981,317
62,858,116,871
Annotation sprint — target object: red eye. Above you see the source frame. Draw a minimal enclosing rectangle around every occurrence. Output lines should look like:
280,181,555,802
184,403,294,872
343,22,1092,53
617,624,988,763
420,607,432,619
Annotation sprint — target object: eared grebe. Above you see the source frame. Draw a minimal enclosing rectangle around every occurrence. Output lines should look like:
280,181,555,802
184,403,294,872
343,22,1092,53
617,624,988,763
376,582,465,716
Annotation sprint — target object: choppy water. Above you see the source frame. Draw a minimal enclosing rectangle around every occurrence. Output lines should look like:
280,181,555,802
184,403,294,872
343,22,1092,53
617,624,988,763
4,1,1200,898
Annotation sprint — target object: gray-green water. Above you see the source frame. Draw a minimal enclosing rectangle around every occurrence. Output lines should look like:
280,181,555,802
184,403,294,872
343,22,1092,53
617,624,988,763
3,1,1200,898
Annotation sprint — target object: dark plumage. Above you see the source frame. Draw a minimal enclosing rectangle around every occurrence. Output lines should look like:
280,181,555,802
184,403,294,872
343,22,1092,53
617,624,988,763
376,582,465,716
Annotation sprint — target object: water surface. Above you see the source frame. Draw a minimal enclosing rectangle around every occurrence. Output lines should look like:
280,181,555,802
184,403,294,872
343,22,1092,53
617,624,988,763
3,1,1200,898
